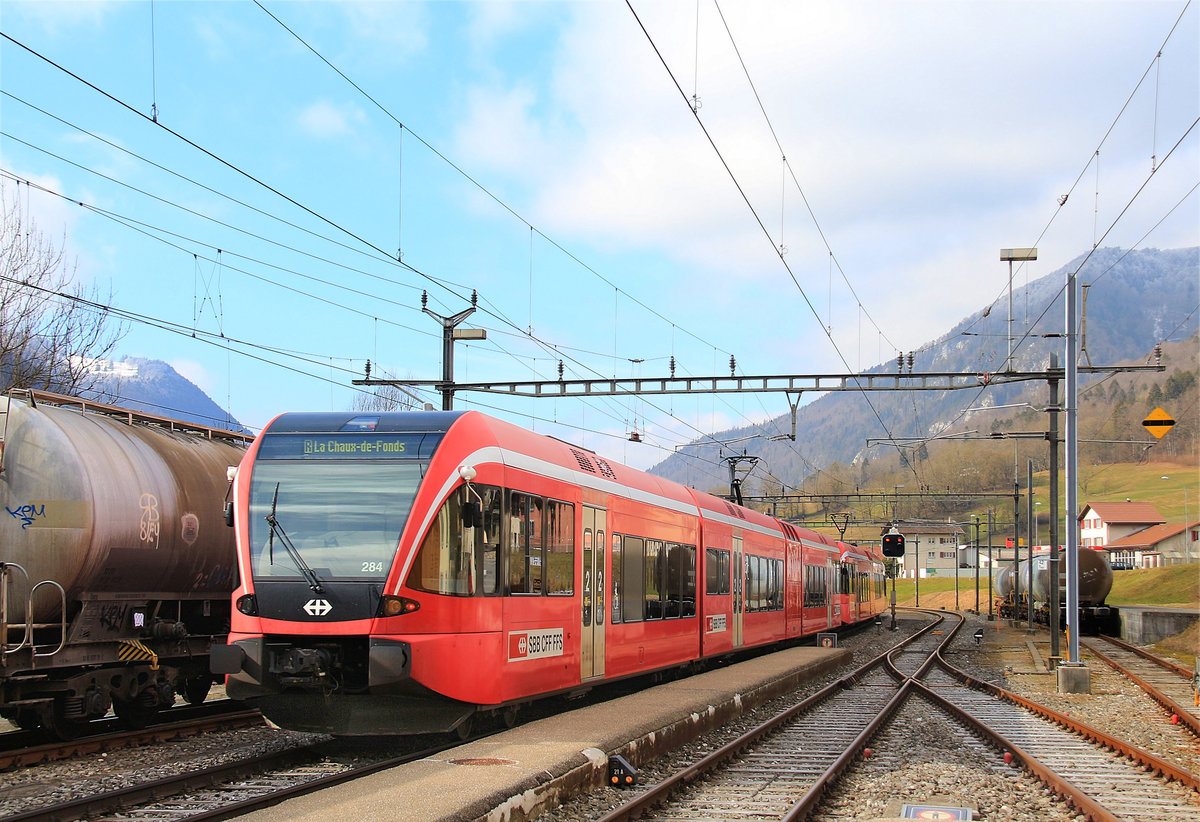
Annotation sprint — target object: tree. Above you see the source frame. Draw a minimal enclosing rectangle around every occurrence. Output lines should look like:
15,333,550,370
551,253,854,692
0,190,124,395
349,366,424,412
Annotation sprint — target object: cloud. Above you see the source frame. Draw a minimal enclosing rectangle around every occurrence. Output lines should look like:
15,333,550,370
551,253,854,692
297,100,368,140
2,0,117,35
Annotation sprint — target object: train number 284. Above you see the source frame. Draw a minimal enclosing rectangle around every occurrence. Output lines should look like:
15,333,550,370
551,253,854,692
361,561,385,573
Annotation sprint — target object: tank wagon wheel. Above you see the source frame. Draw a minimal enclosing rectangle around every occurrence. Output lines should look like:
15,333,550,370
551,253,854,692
113,696,158,729
114,679,177,729
183,673,214,705
9,708,43,731
40,700,87,741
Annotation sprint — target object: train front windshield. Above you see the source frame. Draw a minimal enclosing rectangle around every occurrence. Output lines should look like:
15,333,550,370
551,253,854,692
247,431,434,583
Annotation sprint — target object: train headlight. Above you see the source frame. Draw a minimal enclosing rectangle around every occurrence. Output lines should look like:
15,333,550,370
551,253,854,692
377,595,420,617
236,594,259,616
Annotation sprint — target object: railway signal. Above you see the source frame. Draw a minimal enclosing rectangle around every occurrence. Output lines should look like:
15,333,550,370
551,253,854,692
881,531,906,558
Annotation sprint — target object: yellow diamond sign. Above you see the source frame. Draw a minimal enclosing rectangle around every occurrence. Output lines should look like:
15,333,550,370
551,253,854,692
1142,407,1175,439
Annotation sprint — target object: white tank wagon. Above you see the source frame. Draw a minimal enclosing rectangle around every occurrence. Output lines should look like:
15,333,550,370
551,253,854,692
993,548,1117,634
1,390,249,737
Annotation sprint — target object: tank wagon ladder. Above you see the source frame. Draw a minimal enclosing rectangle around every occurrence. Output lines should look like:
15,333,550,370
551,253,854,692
1,562,67,666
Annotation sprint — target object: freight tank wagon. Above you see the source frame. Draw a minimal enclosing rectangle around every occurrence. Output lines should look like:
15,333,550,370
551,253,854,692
993,547,1117,634
1,390,248,738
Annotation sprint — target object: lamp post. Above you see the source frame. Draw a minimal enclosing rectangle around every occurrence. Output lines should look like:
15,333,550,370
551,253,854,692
955,536,960,611
972,514,980,613
1001,247,1037,371
915,535,920,607
987,508,994,621
1027,461,1036,627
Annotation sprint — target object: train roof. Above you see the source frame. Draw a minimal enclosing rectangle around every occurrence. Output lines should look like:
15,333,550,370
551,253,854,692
264,410,467,434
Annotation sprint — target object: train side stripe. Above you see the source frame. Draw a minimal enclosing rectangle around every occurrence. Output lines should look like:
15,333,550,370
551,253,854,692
393,444,788,593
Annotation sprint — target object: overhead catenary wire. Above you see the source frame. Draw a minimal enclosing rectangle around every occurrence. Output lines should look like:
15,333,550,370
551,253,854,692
248,2,793,461
626,0,911,480
2,7,1193,490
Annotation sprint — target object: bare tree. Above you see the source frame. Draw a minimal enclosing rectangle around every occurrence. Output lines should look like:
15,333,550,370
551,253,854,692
0,189,125,395
349,365,426,412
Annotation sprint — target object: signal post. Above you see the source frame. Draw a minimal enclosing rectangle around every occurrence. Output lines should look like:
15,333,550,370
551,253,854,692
881,526,905,631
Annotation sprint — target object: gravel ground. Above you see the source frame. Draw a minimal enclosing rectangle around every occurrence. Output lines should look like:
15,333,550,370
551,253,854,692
2,612,1196,822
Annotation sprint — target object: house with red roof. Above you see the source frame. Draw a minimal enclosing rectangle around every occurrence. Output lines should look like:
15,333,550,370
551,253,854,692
1079,501,1198,568
1106,521,1200,568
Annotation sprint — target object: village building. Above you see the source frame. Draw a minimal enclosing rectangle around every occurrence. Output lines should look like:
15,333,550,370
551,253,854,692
1078,501,1197,568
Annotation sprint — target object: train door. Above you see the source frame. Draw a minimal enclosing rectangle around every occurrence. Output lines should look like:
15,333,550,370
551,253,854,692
826,557,835,628
732,535,744,648
581,506,606,681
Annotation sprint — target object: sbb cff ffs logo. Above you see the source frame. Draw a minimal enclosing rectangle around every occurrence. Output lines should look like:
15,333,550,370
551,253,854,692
882,532,906,558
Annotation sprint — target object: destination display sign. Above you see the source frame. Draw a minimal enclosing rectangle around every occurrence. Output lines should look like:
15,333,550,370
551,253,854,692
256,433,438,460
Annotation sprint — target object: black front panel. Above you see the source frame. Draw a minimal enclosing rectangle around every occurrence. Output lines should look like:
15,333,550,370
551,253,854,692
254,581,380,622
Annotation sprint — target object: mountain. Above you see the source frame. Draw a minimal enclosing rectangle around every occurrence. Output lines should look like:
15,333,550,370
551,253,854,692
82,356,249,433
649,247,1198,493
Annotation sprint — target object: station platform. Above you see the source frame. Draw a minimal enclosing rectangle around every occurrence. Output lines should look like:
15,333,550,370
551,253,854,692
238,642,851,822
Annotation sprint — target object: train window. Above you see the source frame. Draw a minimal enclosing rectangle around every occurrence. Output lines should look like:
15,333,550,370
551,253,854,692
705,547,730,595
621,536,645,622
611,534,623,623
248,460,419,582
407,487,476,596
644,540,663,619
596,529,605,625
478,486,503,595
667,543,696,618
754,555,766,612
507,493,544,595
804,564,827,608
545,501,574,595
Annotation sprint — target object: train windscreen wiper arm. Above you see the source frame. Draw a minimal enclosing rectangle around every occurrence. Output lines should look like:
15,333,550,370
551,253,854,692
265,483,325,593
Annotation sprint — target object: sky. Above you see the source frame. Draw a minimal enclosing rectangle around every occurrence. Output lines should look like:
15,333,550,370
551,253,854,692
1,0,1197,473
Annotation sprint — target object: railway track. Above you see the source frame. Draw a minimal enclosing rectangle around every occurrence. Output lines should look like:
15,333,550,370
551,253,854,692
592,610,1200,822
591,611,954,821
1081,633,1200,736
0,701,263,770
7,733,453,822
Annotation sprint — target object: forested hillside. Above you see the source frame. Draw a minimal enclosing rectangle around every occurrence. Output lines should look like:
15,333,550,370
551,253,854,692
651,247,1198,497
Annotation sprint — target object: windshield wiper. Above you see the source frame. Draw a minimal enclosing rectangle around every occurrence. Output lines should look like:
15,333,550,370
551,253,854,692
265,483,325,593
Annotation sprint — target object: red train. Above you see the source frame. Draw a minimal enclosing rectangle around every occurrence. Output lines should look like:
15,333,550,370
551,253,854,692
211,410,886,735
